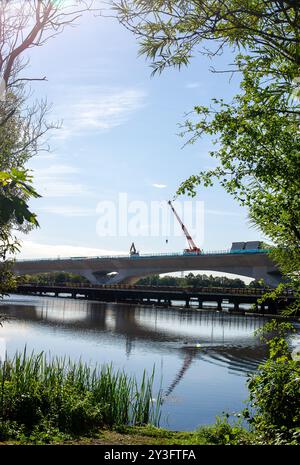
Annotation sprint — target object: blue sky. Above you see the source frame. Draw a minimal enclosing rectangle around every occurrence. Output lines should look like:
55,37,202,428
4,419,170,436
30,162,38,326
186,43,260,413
17,10,265,261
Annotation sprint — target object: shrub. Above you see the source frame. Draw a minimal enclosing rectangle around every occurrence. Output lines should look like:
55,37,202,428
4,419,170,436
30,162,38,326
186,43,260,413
244,320,300,444
197,415,254,445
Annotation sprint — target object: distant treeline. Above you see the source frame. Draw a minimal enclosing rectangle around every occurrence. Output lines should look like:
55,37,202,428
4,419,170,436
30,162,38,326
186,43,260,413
18,271,263,288
137,273,263,288
18,272,89,285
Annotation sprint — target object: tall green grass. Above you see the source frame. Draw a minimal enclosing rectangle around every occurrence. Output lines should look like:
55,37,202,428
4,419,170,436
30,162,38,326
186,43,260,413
0,349,162,439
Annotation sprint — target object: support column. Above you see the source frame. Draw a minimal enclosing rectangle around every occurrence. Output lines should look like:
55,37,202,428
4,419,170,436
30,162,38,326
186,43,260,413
266,300,278,314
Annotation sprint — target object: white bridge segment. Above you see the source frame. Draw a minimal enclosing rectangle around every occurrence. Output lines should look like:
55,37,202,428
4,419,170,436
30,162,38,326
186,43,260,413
13,250,281,287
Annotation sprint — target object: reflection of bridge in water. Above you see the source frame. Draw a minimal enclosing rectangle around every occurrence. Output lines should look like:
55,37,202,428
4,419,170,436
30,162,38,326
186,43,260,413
1,297,269,397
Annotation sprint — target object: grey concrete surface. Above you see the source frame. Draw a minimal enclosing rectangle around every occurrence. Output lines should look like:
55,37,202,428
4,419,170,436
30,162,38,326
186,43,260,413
13,251,281,287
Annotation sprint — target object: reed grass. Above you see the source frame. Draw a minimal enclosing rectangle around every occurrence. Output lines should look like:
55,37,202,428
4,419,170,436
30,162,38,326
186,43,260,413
0,349,162,439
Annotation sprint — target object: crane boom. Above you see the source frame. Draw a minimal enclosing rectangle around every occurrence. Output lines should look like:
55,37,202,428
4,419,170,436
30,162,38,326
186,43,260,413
168,200,201,254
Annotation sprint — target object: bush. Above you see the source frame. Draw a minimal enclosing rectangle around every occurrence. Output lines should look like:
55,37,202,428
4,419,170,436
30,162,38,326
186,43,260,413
197,415,254,445
246,358,300,444
244,320,300,444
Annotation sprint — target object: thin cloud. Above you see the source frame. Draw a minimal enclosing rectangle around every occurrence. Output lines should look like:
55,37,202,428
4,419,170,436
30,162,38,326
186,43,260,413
34,164,79,176
185,82,201,89
32,164,94,198
152,183,167,189
52,87,147,140
205,209,242,217
14,240,127,260
38,206,97,217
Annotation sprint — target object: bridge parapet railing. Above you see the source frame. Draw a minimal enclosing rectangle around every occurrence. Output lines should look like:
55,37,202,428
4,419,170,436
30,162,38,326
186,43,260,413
14,248,272,263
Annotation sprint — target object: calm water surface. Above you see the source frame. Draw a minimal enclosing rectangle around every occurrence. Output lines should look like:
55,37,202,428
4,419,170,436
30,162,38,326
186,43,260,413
1,294,299,431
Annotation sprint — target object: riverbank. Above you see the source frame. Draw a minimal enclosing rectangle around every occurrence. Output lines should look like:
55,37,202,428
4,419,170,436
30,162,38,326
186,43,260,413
0,350,255,445
0,423,255,445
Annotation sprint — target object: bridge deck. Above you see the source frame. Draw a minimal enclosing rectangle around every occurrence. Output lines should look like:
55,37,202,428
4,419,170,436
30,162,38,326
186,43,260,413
17,282,286,296
13,249,281,288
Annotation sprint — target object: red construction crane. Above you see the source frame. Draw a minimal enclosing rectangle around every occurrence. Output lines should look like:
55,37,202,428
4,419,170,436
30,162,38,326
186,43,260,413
168,200,201,254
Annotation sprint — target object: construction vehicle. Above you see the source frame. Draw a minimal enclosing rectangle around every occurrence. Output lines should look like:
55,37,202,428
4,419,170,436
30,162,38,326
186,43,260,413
168,200,201,254
129,242,140,256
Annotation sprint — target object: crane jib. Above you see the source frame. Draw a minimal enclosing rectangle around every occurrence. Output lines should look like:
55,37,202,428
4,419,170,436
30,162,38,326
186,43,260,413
168,200,201,254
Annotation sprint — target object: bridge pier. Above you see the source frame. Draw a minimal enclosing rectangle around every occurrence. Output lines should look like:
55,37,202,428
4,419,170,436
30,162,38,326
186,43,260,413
260,302,265,312
185,298,190,308
233,301,239,312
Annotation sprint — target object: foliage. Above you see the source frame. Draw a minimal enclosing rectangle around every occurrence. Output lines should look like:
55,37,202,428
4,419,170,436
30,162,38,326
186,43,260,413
0,1,100,89
113,1,300,306
138,272,248,288
0,2,100,297
244,320,300,444
0,261,16,298
177,55,300,251
177,52,300,313
0,91,45,296
0,169,40,297
0,169,40,229
18,272,89,286
196,415,254,445
0,350,162,440
113,0,300,79
266,248,300,315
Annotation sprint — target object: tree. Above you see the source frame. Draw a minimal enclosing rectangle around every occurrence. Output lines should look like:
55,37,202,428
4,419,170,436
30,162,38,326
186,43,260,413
0,1,100,89
0,88,51,295
0,168,40,296
177,55,300,249
112,1,299,84
176,54,299,310
0,1,101,296
245,320,300,444
113,0,300,311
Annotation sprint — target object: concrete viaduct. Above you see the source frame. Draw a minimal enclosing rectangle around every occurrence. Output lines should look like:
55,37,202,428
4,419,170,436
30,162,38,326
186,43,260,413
13,247,282,287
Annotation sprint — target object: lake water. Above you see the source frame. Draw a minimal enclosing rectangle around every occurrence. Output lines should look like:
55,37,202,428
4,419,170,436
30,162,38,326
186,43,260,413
0,294,299,431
